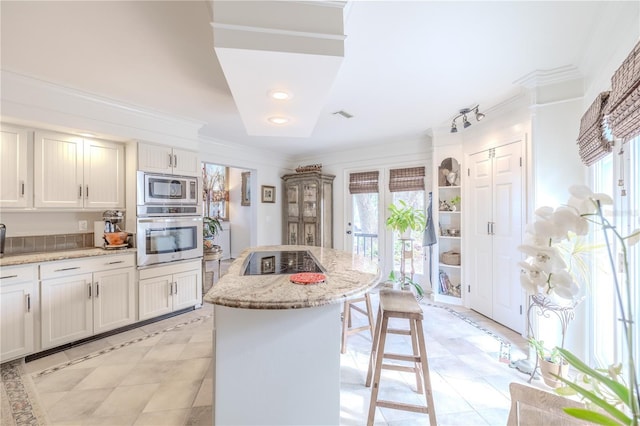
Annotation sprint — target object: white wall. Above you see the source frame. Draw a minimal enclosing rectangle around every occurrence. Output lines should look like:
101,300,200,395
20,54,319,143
293,136,433,252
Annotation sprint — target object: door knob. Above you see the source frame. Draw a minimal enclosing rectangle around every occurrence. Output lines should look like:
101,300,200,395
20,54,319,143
346,230,352,235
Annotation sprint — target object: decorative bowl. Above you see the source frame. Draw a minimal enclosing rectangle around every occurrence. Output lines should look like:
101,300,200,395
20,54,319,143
104,232,129,246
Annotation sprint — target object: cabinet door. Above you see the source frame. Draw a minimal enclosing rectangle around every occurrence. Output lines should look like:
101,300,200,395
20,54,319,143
0,125,31,208
0,282,35,362
173,268,202,311
93,267,136,334
172,148,200,177
139,274,173,320
41,273,93,349
84,139,125,209
138,142,173,174
34,131,84,208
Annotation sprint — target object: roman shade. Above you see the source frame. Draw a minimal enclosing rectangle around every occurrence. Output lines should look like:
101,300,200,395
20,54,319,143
389,166,425,192
576,91,612,166
604,40,640,144
348,171,379,194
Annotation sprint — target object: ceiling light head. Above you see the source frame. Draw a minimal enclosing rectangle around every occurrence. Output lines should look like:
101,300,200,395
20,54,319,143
462,114,472,128
268,90,291,101
450,121,458,133
475,108,486,121
268,116,289,125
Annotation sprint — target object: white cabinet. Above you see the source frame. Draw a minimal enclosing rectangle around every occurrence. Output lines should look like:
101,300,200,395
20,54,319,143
0,265,36,362
34,131,125,209
0,125,32,208
467,141,524,333
40,254,136,349
138,142,200,177
138,259,202,321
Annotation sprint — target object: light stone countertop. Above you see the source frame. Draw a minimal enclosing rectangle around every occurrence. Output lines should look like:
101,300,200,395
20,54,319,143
204,245,380,309
0,248,137,267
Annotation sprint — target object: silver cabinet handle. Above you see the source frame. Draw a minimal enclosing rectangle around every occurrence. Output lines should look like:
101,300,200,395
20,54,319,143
88,283,92,299
174,282,177,295
96,282,100,298
79,185,83,198
86,185,89,199
26,294,31,312
0,275,18,280
169,283,173,296
20,181,25,197
168,153,173,167
173,155,177,168
491,222,495,235
107,260,124,265
487,222,491,235
54,266,80,272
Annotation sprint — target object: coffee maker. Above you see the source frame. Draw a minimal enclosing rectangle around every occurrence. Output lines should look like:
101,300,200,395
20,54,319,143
94,210,129,248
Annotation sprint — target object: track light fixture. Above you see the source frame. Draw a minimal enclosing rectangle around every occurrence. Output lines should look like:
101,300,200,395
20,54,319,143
450,105,485,133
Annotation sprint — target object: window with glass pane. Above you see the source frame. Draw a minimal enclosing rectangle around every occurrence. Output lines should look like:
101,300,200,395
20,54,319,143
203,163,228,219
388,167,426,275
349,171,379,262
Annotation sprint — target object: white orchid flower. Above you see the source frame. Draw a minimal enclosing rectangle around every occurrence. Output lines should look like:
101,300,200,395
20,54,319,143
548,270,579,300
568,185,613,215
518,245,566,273
626,229,640,247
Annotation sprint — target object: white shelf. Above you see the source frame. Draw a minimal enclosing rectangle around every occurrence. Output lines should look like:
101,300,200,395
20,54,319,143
438,185,461,189
440,263,461,269
439,236,461,240
439,210,461,214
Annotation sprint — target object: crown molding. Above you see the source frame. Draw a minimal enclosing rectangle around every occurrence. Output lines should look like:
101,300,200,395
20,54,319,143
513,65,583,88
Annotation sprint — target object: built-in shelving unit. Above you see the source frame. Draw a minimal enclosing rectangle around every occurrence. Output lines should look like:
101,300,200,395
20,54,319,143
435,155,463,305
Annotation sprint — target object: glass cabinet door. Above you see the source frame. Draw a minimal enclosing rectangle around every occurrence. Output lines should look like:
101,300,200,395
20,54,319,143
303,183,317,218
287,186,299,217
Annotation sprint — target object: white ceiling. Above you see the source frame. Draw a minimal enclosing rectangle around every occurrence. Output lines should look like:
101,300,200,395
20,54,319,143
1,1,638,157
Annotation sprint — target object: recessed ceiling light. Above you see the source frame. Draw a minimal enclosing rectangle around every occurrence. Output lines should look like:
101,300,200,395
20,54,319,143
268,116,289,125
269,90,291,100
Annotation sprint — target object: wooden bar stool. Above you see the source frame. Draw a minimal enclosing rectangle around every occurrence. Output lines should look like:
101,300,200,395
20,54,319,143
341,292,374,354
365,289,436,425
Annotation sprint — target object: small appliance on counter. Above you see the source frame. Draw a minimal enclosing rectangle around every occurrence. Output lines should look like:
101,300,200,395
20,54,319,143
94,210,133,249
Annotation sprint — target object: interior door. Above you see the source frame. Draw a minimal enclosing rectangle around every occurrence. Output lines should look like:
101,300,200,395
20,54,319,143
468,151,494,318
491,142,523,332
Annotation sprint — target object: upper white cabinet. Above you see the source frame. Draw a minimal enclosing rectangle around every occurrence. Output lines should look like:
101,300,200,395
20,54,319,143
0,125,32,208
34,131,125,209
138,142,200,177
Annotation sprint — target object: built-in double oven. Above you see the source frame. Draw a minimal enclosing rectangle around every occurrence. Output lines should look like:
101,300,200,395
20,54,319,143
136,171,203,267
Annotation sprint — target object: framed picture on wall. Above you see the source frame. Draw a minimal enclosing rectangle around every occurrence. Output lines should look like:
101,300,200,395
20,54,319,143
261,185,276,203
241,172,251,206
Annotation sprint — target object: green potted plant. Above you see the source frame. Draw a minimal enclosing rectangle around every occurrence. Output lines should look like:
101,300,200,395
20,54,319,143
203,216,222,252
385,200,426,239
387,270,425,300
529,337,568,388
450,195,461,211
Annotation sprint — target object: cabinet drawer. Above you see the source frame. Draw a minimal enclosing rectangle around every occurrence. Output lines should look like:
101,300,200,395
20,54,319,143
0,265,36,286
139,258,201,280
40,254,136,279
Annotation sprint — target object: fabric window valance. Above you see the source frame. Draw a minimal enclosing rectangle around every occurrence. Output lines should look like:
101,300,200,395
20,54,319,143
577,91,612,166
389,167,425,192
604,40,640,144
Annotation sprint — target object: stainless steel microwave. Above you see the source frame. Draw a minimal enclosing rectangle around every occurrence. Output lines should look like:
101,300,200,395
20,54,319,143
137,171,201,216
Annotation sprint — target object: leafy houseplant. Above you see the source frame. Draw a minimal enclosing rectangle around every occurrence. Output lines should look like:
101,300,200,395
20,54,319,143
529,337,568,388
388,270,424,299
203,216,222,252
385,200,426,238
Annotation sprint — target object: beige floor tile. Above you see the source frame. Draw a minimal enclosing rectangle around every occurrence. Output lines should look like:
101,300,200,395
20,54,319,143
178,342,212,360
33,367,95,393
134,408,190,426
46,388,113,422
50,414,137,426
119,360,176,386
142,380,201,412
192,378,212,407
164,358,211,382
73,363,136,390
24,351,70,374
38,390,68,411
156,330,194,345
142,343,187,362
93,383,159,418
104,327,149,346
63,338,111,360
185,406,213,426
92,345,153,366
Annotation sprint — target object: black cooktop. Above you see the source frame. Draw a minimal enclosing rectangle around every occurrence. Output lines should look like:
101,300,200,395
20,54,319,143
242,250,325,275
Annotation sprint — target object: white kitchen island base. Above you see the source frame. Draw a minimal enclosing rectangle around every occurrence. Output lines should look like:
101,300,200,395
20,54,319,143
214,303,342,425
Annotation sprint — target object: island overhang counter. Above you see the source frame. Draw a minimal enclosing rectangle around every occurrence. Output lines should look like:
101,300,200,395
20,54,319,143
204,245,380,425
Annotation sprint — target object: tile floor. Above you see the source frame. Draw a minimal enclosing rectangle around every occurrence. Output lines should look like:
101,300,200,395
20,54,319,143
9,262,540,425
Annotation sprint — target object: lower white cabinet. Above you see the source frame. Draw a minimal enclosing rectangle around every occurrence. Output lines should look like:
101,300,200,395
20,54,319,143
0,265,36,362
40,254,136,350
139,259,202,321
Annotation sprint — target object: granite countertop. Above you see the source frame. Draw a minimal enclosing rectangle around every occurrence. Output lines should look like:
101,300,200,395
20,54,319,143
0,248,137,267
204,245,380,309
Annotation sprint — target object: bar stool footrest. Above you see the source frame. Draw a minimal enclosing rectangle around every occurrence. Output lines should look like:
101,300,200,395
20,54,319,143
383,352,421,362
381,363,421,375
376,400,429,414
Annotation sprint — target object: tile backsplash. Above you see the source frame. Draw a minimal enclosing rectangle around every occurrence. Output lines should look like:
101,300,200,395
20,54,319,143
4,233,97,256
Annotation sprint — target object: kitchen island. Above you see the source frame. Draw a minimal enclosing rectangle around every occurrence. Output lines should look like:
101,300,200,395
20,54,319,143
204,245,379,425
